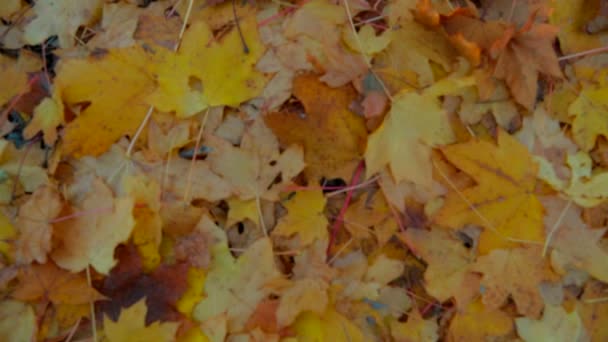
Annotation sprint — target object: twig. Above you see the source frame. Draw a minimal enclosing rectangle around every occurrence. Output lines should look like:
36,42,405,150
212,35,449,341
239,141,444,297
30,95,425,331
86,266,97,342
182,109,209,204
233,0,250,54
558,45,608,61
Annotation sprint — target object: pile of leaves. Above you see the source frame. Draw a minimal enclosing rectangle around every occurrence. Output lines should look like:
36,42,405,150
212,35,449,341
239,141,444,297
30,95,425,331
0,0,607,340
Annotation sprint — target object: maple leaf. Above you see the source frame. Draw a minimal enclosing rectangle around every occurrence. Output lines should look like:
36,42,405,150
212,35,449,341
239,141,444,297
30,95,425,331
515,305,586,342
0,52,42,108
569,86,608,151
0,300,36,342
471,246,557,317
343,191,397,245
365,76,477,187
103,299,179,342
0,0,20,19
95,244,190,324
276,278,329,327
578,280,608,340
205,117,305,201
226,198,259,228
550,0,608,54
272,190,328,246
22,0,103,47
12,262,104,305
434,129,545,254
87,3,139,49
193,216,281,332
389,310,439,342
342,24,392,62
291,309,365,342
542,196,608,282
54,45,159,157
14,186,62,264
448,300,514,342
23,97,63,146
399,228,480,306
51,177,135,274
265,74,367,181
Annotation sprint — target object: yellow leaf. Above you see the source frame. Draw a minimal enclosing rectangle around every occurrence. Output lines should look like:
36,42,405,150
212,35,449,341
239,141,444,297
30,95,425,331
14,186,63,264
0,0,20,18
0,300,36,342
23,97,63,146
125,176,162,271
516,305,586,342
55,45,159,157
272,190,328,246
177,267,206,319
104,299,178,342
365,76,474,187
343,24,392,61
226,198,259,228
0,211,15,256
193,217,281,331
23,0,103,47
265,74,367,181
472,246,557,317
569,86,608,151
578,280,608,341
389,311,438,342
399,228,479,306
178,10,267,108
434,130,544,254
550,0,608,55
51,177,135,274
448,300,513,341
277,278,329,326
292,309,365,342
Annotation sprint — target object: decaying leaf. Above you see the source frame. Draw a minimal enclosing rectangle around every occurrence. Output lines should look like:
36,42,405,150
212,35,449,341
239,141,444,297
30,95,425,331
103,299,179,342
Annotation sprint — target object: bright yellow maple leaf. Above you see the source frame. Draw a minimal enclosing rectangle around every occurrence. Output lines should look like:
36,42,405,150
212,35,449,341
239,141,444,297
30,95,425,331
365,76,474,188
516,305,586,342
472,246,557,317
51,177,135,274
434,129,545,254
550,0,608,54
448,300,513,342
54,45,159,157
23,0,103,47
103,299,179,342
179,12,267,108
273,190,328,246
569,86,608,151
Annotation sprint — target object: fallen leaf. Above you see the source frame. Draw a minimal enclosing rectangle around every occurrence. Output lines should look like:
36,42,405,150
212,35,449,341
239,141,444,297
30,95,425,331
23,97,63,145
569,86,608,151
193,217,281,332
103,299,179,342
366,77,475,187
206,117,305,201
12,262,103,305
22,0,103,47
389,310,439,342
265,74,367,181
448,300,514,342
343,24,392,62
471,246,557,317
0,52,42,108
515,305,586,342
542,196,608,282
291,309,365,342
578,280,608,341
276,278,328,327
0,300,36,342
0,0,20,19
14,185,63,264
51,177,135,274
399,228,479,306
273,190,328,246
434,129,545,254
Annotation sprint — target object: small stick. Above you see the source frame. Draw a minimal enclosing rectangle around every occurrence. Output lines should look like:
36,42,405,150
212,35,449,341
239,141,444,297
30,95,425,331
233,0,250,54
